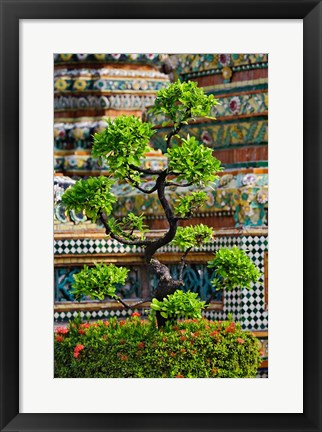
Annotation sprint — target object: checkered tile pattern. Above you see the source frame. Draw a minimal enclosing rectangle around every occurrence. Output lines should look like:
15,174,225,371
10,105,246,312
54,307,149,322
54,238,143,254
203,234,268,331
54,237,237,255
240,236,268,330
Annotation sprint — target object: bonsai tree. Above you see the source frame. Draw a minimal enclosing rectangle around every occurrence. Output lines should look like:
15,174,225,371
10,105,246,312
62,80,260,327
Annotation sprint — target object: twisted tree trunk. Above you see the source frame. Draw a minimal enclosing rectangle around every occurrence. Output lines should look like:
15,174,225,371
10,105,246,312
148,258,183,327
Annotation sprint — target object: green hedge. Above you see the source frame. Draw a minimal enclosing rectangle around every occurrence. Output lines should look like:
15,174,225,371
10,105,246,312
54,315,261,378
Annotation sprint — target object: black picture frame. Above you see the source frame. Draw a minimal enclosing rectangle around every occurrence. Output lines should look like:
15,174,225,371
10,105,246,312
0,1,321,431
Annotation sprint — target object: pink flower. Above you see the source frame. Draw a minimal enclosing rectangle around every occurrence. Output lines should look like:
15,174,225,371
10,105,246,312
219,54,231,66
229,96,241,114
237,338,245,344
201,130,213,145
56,335,64,343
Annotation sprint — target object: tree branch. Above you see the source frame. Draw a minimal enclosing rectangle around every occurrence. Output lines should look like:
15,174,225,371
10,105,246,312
166,108,191,149
166,122,183,149
99,212,152,246
125,176,158,194
165,181,193,188
128,164,163,176
144,172,179,262
156,171,174,221
115,295,152,309
179,247,192,281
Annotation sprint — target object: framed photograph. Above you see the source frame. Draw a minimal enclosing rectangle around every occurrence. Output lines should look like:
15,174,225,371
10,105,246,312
1,1,321,431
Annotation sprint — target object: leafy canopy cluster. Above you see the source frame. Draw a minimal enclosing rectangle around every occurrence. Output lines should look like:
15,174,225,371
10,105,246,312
92,115,156,183
172,224,214,250
149,79,218,126
174,191,208,218
72,263,129,301
108,213,149,241
151,290,206,320
166,135,222,186
208,246,261,291
61,176,116,220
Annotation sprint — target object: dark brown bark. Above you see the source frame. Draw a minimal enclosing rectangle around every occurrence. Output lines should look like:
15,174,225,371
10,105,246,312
116,296,152,309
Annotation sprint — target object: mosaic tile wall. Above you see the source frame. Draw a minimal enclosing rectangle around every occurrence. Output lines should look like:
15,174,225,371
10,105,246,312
150,53,268,169
54,173,268,229
54,53,170,177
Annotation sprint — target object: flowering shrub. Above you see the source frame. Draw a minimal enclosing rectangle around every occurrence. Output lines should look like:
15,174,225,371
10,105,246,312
54,316,261,378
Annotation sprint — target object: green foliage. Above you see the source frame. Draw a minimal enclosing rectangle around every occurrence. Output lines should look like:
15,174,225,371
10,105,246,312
72,262,129,301
150,290,206,320
108,213,149,240
61,176,116,220
172,224,214,250
174,191,208,218
54,317,262,378
149,80,218,126
166,135,222,185
92,115,156,181
208,246,261,291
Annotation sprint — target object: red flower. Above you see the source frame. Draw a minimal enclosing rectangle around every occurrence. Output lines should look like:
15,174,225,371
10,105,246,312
170,352,175,358
210,331,220,337
226,323,236,333
55,335,64,343
55,326,69,335
81,323,90,329
180,336,186,342
162,337,167,343
78,329,85,335
237,338,245,344
175,374,184,378
73,344,85,358
120,354,128,361
137,342,145,349
131,312,141,317
104,321,109,326
119,320,126,326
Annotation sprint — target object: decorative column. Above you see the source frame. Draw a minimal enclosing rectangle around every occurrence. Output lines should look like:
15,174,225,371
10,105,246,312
54,53,170,177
